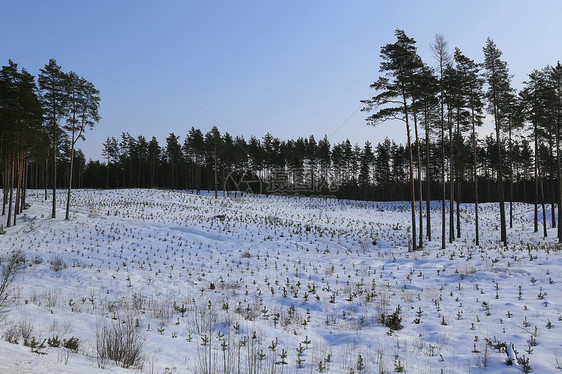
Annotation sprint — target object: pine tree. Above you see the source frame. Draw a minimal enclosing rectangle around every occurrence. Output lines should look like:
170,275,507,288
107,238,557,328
1,61,43,226
522,69,549,237
148,136,160,188
431,33,452,249
38,59,67,219
358,141,374,190
102,137,119,188
483,38,512,245
374,138,392,199
165,133,183,189
453,49,484,245
418,65,439,241
362,29,423,251
548,62,562,241
64,72,100,220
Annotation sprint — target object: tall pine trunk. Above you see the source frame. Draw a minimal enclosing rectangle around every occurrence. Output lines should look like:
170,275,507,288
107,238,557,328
539,161,548,237
472,107,480,246
424,103,432,241
2,160,7,216
52,118,57,219
14,155,23,226
534,123,539,234
403,93,417,252
441,115,446,249
214,141,218,199
448,109,455,243
22,159,27,212
455,109,461,238
413,107,423,249
550,139,556,228
66,123,77,221
509,117,514,229
553,113,562,243
491,72,507,245
44,158,48,201
6,154,14,228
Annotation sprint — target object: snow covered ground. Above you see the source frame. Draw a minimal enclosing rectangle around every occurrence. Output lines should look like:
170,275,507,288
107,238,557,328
0,189,561,373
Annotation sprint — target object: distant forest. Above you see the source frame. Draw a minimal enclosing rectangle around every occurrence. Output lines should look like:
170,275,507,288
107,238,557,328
1,30,562,248
83,128,537,205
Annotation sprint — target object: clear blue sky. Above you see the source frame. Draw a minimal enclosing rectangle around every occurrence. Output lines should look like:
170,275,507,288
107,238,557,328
3,0,562,161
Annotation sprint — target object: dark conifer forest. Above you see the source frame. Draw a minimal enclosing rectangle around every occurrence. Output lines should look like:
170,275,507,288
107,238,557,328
2,31,562,245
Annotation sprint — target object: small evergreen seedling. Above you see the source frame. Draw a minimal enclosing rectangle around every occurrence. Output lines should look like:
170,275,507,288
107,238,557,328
356,354,365,371
47,335,61,347
383,305,403,331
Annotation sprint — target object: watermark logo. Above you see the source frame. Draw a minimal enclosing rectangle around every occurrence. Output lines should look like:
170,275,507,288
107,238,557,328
225,167,342,196
224,169,263,195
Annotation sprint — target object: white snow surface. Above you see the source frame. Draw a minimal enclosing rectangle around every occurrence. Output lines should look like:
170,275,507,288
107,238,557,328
0,189,561,373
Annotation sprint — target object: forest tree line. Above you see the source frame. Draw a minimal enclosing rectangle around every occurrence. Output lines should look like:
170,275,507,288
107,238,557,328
1,30,562,249
0,58,99,227
84,128,539,205
360,30,562,249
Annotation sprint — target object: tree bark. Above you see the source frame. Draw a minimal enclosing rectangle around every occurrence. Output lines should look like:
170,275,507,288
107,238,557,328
424,103,432,241
413,106,423,249
472,106,480,246
6,155,14,228
403,93,417,252
553,109,562,243
66,125,77,221
491,66,507,245
455,109,461,239
539,161,548,237
449,109,455,243
52,115,57,219
509,117,514,229
534,123,539,233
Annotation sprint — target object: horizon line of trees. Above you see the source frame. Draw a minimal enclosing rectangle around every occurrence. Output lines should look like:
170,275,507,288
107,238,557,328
84,128,541,206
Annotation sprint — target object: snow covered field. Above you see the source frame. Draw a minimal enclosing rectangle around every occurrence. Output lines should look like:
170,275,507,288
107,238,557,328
0,189,561,373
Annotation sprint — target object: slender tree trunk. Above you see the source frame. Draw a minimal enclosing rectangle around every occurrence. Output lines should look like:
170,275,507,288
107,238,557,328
521,167,529,203
441,123,446,249
486,167,488,202
509,117,514,229
449,110,454,243
214,144,218,199
539,157,548,237
516,173,520,204
551,175,556,227
197,158,201,195
106,157,109,189
66,126,77,221
424,104,431,241
6,155,14,228
554,114,562,243
550,139,556,228
472,108,480,246
22,160,27,211
44,159,48,201
534,124,539,233
52,121,57,218
33,160,37,189
456,173,461,238
2,160,7,216
413,107,423,249
14,155,23,226
403,94,417,252
492,83,507,245
455,110,461,239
